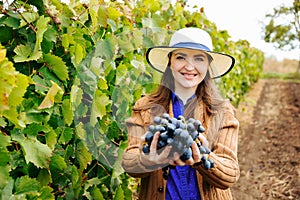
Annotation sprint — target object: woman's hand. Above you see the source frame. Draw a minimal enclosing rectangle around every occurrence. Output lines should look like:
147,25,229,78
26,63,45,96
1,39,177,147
140,132,174,169
169,133,209,166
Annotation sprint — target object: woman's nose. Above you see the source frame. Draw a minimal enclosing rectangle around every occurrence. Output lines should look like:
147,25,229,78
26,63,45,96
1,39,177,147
185,59,196,70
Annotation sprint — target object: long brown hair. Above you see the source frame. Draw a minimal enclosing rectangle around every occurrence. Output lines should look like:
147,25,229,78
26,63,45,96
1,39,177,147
135,54,228,149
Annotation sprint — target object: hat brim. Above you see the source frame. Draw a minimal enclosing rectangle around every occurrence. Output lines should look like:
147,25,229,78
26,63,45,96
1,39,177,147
146,46,235,79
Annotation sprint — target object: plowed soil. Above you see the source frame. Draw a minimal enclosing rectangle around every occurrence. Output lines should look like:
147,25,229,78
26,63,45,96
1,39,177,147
231,79,300,199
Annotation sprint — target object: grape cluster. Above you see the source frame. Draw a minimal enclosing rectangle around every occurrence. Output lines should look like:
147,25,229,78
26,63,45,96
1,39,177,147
142,113,214,172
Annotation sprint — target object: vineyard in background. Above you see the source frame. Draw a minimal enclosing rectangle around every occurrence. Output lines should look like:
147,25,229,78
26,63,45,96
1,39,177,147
0,0,264,199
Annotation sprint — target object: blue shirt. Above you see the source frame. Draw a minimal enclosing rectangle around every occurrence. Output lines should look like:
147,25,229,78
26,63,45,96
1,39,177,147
165,92,201,200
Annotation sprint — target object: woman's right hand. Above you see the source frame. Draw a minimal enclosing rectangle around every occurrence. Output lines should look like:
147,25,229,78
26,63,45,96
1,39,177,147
140,132,174,169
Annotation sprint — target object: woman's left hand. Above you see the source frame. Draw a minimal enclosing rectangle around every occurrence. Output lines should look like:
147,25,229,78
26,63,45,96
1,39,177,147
169,133,209,166
168,142,200,166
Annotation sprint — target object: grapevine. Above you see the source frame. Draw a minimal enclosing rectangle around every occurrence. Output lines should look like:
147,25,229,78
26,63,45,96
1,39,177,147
0,0,263,198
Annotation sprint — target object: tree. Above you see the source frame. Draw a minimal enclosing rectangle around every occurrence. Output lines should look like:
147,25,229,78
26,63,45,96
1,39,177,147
263,0,300,72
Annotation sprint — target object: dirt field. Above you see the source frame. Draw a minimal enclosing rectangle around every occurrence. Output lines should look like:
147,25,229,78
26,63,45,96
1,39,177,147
231,78,300,199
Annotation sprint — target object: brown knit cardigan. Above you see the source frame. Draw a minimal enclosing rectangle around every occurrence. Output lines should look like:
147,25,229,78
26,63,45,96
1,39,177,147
122,96,240,200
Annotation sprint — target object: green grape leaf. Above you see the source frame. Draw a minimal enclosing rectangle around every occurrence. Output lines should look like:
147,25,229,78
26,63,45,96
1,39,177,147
2,109,25,128
8,73,29,108
94,37,117,60
98,5,108,27
70,84,83,109
0,27,13,43
14,175,40,194
0,164,10,189
97,78,108,90
75,141,92,170
38,66,61,84
3,16,20,28
23,123,45,137
62,34,74,50
50,155,67,171
37,168,51,186
58,127,73,144
91,187,105,200
111,142,125,190
1,72,28,128
88,4,98,33
44,26,57,43
32,74,50,94
74,44,84,65
107,7,122,21
38,186,54,200
38,81,63,110
34,16,50,52
43,53,69,81
1,178,13,198
0,117,7,127
20,12,39,27
91,90,111,125
116,64,128,85
13,44,42,63
0,134,10,148
45,130,57,150
75,122,86,140
49,154,69,187
0,49,6,61
11,132,52,168
65,165,82,198
0,148,10,166
117,35,134,54
62,98,74,126
0,57,16,112
83,177,103,199
113,187,124,200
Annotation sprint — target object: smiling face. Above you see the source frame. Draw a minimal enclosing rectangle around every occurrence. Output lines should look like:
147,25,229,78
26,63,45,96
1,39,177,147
170,48,210,93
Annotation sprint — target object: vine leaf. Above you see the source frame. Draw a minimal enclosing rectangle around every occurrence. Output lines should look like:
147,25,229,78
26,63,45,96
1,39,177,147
58,127,73,145
0,57,17,112
38,81,63,110
0,134,11,190
91,90,111,125
13,44,42,63
13,175,54,199
43,53,69,81
34,16,50,54
19,12,39,27
75,141,92,170
2,73,29,128
0,49,6,61
62,99,73,126
13,16,50,63
11,133,52,169
113,187,124,200
14,175,40,194
0,55,29,128
8,74,29,108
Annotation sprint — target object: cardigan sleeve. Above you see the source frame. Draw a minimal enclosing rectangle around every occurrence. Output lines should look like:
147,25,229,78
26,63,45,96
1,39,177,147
193,104,240,189
121,97,157,178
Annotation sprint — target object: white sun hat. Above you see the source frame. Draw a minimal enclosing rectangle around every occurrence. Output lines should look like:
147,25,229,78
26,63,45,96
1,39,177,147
146,27,235,78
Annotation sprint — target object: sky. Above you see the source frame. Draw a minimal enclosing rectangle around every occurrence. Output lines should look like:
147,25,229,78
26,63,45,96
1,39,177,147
186,0,299,61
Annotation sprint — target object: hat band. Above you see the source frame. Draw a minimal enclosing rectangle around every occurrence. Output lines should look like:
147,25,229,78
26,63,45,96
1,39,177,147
171,42,211,51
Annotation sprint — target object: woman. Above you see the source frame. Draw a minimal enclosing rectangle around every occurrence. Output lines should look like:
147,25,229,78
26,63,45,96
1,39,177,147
122,27,240,199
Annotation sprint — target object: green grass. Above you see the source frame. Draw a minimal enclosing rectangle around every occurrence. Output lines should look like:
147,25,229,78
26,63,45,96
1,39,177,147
263,72,300,81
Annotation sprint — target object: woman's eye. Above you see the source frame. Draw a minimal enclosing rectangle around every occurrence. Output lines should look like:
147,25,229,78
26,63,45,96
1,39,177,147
195,57,204,61
176,56,185,60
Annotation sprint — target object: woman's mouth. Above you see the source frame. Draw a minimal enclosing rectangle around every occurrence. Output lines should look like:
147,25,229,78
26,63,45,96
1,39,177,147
181,73,197,80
